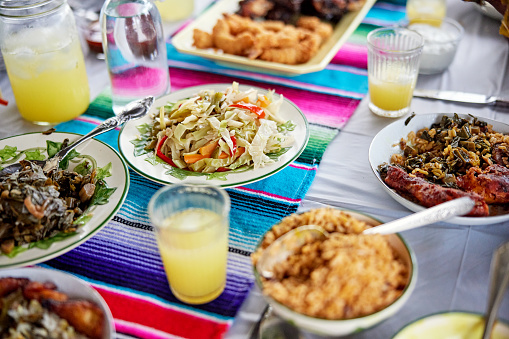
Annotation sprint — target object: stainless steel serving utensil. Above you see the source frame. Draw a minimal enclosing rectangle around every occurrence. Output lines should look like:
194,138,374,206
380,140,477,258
482,242,509,339
257,197,475,279
0,96,154,177
413,89,509,109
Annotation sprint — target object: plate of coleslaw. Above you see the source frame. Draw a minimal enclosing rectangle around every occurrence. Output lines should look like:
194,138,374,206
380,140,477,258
118,83,309,188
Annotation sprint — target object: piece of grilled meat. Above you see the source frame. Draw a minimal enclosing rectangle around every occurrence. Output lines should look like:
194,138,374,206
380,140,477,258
457,164,509,204
384,166,489,217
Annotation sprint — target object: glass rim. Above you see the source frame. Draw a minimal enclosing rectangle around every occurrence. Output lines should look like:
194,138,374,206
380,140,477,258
148,184,231,232
0,0,65,18
367,26,425,55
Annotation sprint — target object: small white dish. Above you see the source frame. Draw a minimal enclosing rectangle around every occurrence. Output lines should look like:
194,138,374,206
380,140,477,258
393,311,509,339
408,17,463,75
369,113,509,226
253,208,418,337
0,132,129,268
0,266,115,338
118,83,309,188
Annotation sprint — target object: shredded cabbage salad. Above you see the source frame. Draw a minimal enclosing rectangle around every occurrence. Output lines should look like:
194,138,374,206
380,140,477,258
145,82,295,174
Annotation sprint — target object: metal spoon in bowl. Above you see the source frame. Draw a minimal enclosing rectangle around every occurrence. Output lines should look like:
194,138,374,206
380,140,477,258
0,96,154,177
257,197,475,279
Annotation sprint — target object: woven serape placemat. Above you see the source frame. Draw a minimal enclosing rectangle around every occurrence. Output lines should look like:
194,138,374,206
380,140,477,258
40,2,407,338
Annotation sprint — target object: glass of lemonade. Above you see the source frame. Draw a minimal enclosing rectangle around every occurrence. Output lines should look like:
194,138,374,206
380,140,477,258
148,184,230,305
407,0,446,26
367,27,424,118
0,0,90,125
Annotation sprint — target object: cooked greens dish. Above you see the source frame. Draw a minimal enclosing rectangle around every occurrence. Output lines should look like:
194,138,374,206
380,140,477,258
0,139,116,257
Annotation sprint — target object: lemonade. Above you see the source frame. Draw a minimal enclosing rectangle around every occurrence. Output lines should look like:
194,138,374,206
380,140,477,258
369,77,416,112
3,26,89,125
157,208,228,304
407,0,446,26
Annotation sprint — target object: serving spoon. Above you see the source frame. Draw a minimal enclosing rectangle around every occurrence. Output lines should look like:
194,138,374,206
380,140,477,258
257,197,475,279
0,96,154,177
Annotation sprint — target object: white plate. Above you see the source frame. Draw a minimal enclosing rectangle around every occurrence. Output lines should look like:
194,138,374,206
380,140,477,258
172,0,376,75
369,113,509,226
0,266,115,338
0,132,129,268
118,84,309,188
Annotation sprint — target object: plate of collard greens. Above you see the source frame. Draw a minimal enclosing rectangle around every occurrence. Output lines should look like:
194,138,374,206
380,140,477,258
0,131,129,268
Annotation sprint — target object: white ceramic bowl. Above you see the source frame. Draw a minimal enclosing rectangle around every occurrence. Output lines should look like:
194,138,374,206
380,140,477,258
253,209,418,337
0,267,115,339
408,17,463,75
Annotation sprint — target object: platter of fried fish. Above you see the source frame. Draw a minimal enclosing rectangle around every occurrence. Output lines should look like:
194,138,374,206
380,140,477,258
172,0,375,74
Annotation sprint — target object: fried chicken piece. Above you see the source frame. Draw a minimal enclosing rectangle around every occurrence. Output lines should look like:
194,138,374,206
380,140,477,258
23,281,69,302
260,20,286,32
457,165,509,204
223,13,263,35
297,15,333,42
259,29,321,64
0,277,29,297
45,299,105,339
193,29,214,49
212,18,255,55
384,166,489,217
238,0,275,19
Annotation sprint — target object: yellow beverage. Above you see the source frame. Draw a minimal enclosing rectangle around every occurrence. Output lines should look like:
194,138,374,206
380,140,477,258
3,28,89,125
157,208,228,304
369,78,415,112
407,0,446,26
155,0,194,21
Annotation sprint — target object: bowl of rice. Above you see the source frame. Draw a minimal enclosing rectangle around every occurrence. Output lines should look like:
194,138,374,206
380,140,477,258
251,207,417,337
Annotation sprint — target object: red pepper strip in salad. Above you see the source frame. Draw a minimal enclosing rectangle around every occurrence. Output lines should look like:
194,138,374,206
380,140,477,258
230,103,265,119
0,98,7,106
228,135,237,157
156,135,177,167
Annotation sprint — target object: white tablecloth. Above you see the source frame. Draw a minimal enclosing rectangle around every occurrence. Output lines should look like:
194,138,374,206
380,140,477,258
0,1,508,338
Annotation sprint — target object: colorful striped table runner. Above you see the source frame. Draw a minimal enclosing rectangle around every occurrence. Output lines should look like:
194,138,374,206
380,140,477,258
43,2,407,338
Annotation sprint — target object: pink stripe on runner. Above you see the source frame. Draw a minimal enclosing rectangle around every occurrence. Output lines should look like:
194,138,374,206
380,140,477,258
115,320,176,339
235,186,301,203
289,163,317,171
168,68,361,129
332,43,368,69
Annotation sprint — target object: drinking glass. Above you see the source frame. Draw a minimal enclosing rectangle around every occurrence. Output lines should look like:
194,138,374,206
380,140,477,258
148,184,230,305
0,0,90,125
406,0,446,26
367,27,424,118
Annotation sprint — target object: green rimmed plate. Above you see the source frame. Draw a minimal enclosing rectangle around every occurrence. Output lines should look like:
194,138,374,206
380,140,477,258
0,131,129,268
117,84,309,188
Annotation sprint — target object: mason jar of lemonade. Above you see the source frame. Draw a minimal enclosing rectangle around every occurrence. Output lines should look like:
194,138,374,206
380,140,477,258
0,0,90,125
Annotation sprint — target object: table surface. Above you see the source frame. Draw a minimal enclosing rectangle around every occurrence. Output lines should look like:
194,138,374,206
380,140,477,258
1,1,509,338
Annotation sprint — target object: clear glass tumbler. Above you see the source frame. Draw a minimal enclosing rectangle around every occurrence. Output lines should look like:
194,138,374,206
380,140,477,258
148,184,230,305
100,0,170,114
0,0,90,125
367,27,424,118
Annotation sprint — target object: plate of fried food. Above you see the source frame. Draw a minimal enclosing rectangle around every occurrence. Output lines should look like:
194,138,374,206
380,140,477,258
0,132,129,268
172,0,376,75
369,113,509,225
0,266,115,338
118,82,309,188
